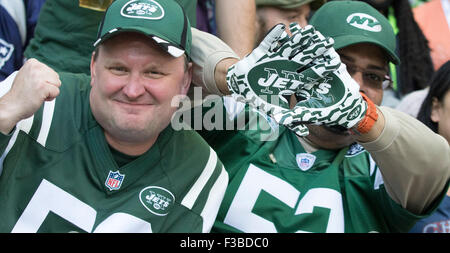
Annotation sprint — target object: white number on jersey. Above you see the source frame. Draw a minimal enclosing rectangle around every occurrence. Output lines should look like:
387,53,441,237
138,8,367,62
12,179,152,233
223,164,344,232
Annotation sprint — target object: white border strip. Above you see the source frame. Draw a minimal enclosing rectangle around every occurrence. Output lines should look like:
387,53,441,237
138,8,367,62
200,166,228,233
181,147,218,209
36,100,55,147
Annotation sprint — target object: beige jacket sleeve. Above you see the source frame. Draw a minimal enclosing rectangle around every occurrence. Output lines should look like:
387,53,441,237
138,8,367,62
190,27,239,96
360,106,450,215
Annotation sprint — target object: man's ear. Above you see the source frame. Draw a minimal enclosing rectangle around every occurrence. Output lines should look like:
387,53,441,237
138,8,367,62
181,62,193,95
430,97,442,123
90,51,97,87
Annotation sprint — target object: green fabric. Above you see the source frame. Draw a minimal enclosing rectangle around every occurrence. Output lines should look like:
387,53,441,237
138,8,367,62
309,0,400,65
109,146,138,168
195,97,433,232
0,72,224,233
95,0,192,58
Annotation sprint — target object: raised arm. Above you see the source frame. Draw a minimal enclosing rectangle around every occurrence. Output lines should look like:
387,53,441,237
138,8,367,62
0,59,61,135
215,0,256,58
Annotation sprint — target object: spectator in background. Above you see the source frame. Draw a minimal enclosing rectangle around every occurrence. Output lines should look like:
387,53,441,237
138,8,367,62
197,0,256,58
23,0,198,75
416,61,450,145
409,60,450,233
0,0,46,80
254,0,325,45
395,86,429,117
0,0,228,233
23,0,254,75
413,0,450,71
20,0,254,100
196,1,450,233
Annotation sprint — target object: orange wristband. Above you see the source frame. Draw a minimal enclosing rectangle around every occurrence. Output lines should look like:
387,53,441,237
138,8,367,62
353,93,378,134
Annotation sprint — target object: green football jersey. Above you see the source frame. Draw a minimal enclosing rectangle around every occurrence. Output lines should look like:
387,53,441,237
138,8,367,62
0,72,227,233
24,0,197,74
194,97,433,233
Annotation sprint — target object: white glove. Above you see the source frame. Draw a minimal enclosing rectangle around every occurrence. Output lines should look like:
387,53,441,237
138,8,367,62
272,63,370,136
226,23,341,117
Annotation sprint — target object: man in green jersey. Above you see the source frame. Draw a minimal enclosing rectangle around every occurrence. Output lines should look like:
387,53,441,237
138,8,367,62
0,0,228,233
194,1,450,232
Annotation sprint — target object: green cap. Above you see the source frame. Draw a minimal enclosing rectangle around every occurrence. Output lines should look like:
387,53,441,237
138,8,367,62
255,0,326,10
309,1,400,64
94,0,191,58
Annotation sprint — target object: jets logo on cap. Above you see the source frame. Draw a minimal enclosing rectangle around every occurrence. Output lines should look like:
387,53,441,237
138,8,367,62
346,13,382,32
121,0,164,20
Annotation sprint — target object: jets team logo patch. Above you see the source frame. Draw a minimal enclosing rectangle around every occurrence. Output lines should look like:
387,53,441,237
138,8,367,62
296,153,316,171
121,0,164,20
0,39,14,69
139,186,175,216
345,143,366,157
105,170,125,191
346,13,382,32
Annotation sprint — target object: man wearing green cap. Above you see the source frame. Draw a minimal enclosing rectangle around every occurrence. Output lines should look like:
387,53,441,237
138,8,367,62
0,0,229,233
191,1,449,233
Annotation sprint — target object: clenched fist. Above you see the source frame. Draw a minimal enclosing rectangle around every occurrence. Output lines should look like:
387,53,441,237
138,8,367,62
0,59,61,134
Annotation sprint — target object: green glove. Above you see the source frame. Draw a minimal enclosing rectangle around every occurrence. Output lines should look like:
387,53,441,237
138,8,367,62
272,63,368,136
226,23,341,119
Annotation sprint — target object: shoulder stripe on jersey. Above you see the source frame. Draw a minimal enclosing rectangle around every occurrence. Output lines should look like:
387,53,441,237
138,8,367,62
369,154,376,176
0,115,34,176
374,168,384,190
0,71,17,97
37,100,56,147
200,166,228,233
369,155,384,190
0,71,55,147
0,0,26,45
181,147,218,209
0,129,18,176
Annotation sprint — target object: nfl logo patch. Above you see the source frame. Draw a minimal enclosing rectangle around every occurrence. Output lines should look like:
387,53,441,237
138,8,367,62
105,170,125,191
296,153,316,171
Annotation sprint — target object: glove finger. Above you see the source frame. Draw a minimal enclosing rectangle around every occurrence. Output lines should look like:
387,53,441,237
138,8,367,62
286,123,309,137
291,36,334,62
311,47,341,78
288,22,302,35
276,25,316,57
271,107,310,136
252,24,286,60
296,48,341,82
272,106,306,125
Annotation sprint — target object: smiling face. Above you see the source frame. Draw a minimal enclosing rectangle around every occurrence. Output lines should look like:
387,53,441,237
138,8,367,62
90,32,192,154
